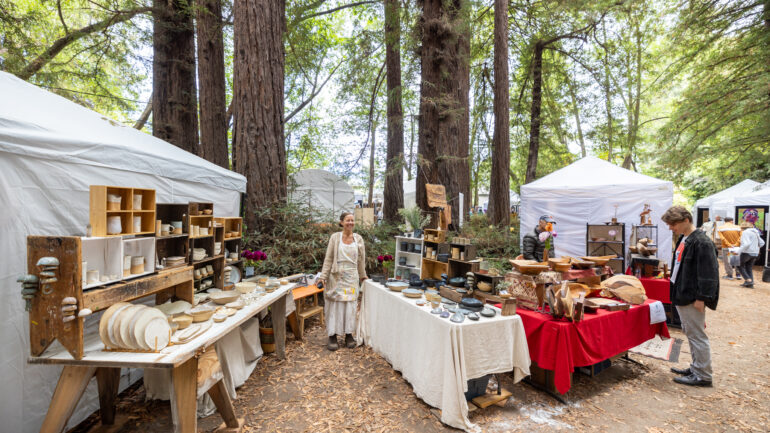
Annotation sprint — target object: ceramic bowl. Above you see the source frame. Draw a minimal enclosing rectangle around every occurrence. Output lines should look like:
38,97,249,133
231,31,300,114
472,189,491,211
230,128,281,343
235,282,257,294
209,290,240,305
155,300,192,316
171,314,193,329
386,281,409,292
186,305,215,322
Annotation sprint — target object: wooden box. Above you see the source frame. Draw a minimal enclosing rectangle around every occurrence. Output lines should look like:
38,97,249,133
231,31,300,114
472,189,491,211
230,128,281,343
215,217,243,239
157,203,188,232
189,201,214,216
475,272,504,293
123,237,156,279
448,259,480,279
421,258,449,280
449,243,477,261
423,229,446,243
89,185,156,236
81,236,123,290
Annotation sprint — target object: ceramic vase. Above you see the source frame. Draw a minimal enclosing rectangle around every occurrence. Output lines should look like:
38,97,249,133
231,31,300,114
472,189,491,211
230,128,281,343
245,266,255,277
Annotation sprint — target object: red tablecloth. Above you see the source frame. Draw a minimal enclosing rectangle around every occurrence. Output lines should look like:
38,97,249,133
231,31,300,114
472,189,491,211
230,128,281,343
516,300,669,394
624,269,671,303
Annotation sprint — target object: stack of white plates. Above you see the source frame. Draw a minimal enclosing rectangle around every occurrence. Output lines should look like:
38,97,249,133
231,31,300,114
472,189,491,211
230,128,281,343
99,302,172,351
166,256,186,267
214,242,222,255
192,248,207,261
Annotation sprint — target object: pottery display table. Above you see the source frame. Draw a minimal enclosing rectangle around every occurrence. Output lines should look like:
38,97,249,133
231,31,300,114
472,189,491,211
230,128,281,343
357,281,530,432
28,285,293,433
517,299,669,395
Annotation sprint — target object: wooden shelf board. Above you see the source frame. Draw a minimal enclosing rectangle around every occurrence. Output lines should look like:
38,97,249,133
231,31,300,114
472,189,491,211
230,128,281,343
156,234,189,240
189,235,214,240
223,237,242,241
106,210,132,214
193,255,224,265
422,258,449,265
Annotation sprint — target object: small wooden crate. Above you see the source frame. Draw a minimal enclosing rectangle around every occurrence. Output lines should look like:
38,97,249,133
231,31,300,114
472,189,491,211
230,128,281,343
215,217,243,239
423,229,446,243
448,259,480,279
449,243,477,260
89,185,156,236
421,258,449,280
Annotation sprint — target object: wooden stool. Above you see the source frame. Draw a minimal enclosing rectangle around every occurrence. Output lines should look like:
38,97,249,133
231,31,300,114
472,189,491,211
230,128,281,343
292,284,325,340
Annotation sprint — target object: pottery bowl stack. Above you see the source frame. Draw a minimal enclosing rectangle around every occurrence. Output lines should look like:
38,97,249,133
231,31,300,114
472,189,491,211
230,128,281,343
99,302,172,351
186,305,216,322
235,281,257,294
214,242,222,255
166,256,185,268
192,248,207,261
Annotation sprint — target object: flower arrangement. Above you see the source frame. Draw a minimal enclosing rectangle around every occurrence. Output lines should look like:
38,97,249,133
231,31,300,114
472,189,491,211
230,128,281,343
241,248,267,270
378,254,394,276
538,222,557,258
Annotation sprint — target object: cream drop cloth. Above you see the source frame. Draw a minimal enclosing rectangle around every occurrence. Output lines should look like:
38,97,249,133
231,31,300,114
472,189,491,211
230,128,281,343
356,280,531,432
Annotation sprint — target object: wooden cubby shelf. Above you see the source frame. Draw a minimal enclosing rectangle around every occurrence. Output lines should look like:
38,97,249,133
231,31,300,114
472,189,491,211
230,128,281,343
90,185,156,237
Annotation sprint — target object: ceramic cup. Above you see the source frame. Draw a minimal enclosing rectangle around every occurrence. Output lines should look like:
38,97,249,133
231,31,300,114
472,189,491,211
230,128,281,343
200,227,209,236
130,256,144,274
123,255,131,275
171,221,183,234
107,194,121,211
230,252,239,260
133,193,142,210
107,215,122,235
86,269,99,284
133,216,142,233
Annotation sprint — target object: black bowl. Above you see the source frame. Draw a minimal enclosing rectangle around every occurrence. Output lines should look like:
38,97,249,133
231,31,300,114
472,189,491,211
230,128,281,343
461,297,484,312
424,278,441,288
448,277,466,287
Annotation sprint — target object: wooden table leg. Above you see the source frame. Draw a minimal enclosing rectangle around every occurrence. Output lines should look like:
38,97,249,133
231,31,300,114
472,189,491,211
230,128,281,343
272,293,287,359
40,365,97,433
170,357,198,433
207,380,244,432
96,367,121,425
287,310,300,340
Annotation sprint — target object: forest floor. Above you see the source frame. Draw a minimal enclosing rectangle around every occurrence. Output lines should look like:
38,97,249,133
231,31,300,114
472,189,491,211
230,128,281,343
72,263,769,432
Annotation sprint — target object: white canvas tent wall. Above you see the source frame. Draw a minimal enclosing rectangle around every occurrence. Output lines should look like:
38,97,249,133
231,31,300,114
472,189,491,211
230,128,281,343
693,179,759,223
0,71,246,433
733,183,770,267
520,156,674,264
289,169,354,219
404,175,417,207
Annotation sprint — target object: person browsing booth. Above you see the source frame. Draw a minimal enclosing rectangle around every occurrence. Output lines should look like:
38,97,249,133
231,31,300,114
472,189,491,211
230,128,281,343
522,215,556,262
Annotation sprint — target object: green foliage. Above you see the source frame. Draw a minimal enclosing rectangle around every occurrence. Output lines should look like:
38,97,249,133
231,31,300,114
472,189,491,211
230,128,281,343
397,205,431,232
459,213,519,272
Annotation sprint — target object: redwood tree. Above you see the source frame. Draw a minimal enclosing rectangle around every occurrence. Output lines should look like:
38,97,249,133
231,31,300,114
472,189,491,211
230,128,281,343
383,0,404,223
152,0,199,153
196,0,229,168
417,0,471,225
488,0,510,226
232,0,287,228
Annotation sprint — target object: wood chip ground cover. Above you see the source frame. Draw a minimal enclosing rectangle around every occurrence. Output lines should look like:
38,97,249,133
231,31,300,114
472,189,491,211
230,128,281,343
71,268,769,432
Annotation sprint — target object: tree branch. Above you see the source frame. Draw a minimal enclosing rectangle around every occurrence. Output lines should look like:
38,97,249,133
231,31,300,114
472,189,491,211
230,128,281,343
284,58,345,123
134,96,152,130
18,6,152,80
292,1,377,26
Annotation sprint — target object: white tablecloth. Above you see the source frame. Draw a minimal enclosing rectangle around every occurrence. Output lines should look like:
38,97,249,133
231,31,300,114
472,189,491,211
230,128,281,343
357,281,530,431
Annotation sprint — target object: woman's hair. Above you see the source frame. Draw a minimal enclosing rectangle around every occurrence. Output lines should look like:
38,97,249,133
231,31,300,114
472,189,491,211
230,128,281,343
339,211,353,228
661,206,692,224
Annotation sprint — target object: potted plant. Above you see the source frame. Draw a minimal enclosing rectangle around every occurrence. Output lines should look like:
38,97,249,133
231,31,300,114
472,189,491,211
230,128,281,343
398,205,431,238
241,248,266,277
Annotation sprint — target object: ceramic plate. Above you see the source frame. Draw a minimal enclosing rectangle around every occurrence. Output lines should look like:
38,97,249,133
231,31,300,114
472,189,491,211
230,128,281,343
133,308,168,350
106,303,134,348
142,317,171,350
99,302,130,347
113,305,143,349
229,266,242,284
402,288,423,298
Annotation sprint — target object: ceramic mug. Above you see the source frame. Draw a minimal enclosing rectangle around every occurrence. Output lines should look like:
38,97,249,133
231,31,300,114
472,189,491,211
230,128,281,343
107,194,121,211
107,215,122,235
133,216,142,233
86,269,99,284
230,252,238,260
133,193,142,210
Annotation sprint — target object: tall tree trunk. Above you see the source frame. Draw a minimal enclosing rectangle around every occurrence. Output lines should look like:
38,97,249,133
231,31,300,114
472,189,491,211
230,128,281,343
153,0,199,153
233,0,287,229
623,20,642,171
407,114,415,180
383,0,404,223
602,23,614,162
196,0,229,168
566,73,586,157
417,0,470,225
368,120,377,206
525,41,543,184
488,0,510,226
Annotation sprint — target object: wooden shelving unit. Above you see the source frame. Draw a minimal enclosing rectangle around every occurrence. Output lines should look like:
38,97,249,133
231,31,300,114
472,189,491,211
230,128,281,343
587,223,626,274
448,259,480,278
89,185,156,236
216,217,243,284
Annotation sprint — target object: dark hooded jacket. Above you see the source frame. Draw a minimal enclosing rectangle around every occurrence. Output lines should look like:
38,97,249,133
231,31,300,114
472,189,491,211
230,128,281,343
670,229,719,310
522,227,555,262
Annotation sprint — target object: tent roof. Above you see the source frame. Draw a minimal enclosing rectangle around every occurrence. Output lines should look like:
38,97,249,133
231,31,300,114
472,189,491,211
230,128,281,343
0,71,246,193
521,156,670,193
733,182,770,206
694,179,759,208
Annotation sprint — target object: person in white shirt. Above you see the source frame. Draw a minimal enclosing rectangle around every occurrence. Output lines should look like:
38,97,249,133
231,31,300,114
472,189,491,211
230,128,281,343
730,222,765,288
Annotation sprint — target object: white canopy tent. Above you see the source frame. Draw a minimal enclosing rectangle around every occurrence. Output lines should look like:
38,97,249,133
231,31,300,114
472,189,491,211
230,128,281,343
0,71,247,432
289,169,355,220
733,183,770,267
520,156,674,264
693,179,760,225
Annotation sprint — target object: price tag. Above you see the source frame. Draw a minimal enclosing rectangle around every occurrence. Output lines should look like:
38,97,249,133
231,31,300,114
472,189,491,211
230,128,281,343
649,301,666,324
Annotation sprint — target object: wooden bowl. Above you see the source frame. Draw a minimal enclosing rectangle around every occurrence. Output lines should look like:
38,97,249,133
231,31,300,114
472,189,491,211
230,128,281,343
581,255,616,266
477,281,493,292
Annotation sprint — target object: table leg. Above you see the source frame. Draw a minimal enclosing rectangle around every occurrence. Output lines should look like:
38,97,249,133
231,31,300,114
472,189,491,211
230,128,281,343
40,365,97,433
287,310,301,340
207,380,240,429
96,367,121,425
272,293,287,359
170,357,198,433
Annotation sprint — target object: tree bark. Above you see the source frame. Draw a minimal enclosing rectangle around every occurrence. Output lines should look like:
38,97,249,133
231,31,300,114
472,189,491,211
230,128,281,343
383,0,404,223
488,0,510,226
196,0,229,168
133,97,152,130
602,22,614,162
566,73,586,157
525,41,543,184
367,119,377,206
233,0,287,228
152,0,199,153
417,0,471,225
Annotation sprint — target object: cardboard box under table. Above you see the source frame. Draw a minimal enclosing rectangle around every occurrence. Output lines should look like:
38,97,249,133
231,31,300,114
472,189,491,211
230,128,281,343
356,280,531,432
516,300,670,395
28,285,293,433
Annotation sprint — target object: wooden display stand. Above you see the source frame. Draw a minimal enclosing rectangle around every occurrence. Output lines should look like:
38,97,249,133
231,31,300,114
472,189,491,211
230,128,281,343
89,186,156,236
216,217,244,283
421,258,449,280
26,236,193,360
156,203,190,269
449,242,476,260
448,259,480,279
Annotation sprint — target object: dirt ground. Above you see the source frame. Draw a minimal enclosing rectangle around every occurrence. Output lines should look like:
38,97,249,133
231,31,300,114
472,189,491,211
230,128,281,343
72,263,770,432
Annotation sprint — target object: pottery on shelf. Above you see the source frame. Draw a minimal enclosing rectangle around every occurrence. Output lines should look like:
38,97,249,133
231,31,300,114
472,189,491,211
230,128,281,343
107,215,122,235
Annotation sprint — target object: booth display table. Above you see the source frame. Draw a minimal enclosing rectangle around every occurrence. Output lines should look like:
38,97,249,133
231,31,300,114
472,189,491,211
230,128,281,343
637,276,670,303
357,281,530,431
517,299,669,395
29,286,292,433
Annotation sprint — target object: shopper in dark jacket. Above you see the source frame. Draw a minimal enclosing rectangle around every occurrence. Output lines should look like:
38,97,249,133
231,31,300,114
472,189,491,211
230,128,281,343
662,206,718,388
522,215,556,261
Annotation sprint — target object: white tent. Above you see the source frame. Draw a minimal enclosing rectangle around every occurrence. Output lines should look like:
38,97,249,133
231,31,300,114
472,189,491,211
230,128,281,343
520,156,674,264
478,190,520,211
0,71,246,433
733,183,770,267
693,179,760,224
289,169,355,219
403,174,417,208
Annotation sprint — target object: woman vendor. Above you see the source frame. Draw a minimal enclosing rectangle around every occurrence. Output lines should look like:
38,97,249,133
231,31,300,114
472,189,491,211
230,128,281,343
317,212,368,351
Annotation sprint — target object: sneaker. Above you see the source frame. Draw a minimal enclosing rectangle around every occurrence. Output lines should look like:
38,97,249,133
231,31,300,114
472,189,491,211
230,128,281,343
741,282,754,288
345,333,356,349
736,275,742,280
670,366,692,376
721,276,734,280
327,336,339,351
673,373,712,387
